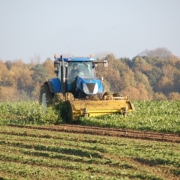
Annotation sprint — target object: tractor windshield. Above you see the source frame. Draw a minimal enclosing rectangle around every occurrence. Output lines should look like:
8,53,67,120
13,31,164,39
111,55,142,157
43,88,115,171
68,62,95,80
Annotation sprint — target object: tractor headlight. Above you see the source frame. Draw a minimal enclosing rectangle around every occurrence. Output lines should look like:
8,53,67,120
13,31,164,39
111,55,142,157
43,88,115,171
83,83,89,94
93,83,98,94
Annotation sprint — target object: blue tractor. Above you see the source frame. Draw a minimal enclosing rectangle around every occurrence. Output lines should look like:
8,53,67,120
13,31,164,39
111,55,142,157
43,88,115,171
40,55,134,121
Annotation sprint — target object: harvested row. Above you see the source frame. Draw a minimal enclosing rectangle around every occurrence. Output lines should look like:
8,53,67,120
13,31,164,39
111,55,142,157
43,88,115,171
0,126,180,180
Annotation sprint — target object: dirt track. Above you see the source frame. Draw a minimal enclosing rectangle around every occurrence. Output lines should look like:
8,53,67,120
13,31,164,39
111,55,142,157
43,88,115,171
9,124,180,143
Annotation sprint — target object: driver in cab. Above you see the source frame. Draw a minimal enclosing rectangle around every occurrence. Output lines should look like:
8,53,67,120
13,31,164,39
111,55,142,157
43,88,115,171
69,64,80,78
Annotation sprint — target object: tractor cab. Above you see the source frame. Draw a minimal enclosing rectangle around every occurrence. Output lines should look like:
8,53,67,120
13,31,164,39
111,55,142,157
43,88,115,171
54,56,101,96
67,61,96,93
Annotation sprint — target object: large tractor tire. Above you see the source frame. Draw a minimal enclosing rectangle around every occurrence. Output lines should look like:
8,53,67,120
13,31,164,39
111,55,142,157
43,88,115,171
39,84,54,109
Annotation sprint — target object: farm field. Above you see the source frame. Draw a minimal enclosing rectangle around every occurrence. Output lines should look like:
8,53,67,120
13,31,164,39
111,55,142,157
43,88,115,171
0,100,180,133
79,101,180,133
0,125,180,180
0,100,180,179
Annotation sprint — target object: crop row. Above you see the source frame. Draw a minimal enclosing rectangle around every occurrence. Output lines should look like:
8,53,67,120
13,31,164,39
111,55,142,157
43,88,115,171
79,101,180,133
0,126,180,180
0,101,180,133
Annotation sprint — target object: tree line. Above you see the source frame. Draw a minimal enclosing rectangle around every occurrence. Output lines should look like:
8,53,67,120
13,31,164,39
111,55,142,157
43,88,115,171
0,48,180,101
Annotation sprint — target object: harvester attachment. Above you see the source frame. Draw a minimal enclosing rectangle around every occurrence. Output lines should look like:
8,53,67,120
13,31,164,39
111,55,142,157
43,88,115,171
66,96,134,121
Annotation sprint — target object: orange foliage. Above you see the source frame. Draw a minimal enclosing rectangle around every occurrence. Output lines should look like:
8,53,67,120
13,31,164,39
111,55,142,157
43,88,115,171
0,86,19,101
168,92,180,100
154,92,167,100
0,52,180,101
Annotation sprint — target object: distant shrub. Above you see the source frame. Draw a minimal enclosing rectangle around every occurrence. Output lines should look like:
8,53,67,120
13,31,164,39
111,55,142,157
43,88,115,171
168,92,180,100
154,92,167,100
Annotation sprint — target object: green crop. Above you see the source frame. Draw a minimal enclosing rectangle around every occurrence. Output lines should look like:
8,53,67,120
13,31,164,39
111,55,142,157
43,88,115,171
0,100,180,133
0,126,179,180
79,101,180,133
0,101,62,125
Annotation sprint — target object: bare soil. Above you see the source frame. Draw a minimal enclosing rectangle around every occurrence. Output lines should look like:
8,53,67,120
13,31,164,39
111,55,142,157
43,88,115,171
9,124,180,143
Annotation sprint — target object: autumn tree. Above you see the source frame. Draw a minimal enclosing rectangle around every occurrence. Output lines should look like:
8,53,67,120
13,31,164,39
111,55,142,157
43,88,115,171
0,86,20,101
0,60,9,86
144,67,163,92
31,64,47,84
0,50,180,101
168,92,180,100
131,56,152,72
134,71,153,99
139,47,172,58
154,92,167,100
42,59,55,79
157,76,173,95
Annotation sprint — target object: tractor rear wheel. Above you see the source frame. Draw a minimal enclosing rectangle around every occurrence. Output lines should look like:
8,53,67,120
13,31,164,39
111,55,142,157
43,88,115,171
39,84,54,109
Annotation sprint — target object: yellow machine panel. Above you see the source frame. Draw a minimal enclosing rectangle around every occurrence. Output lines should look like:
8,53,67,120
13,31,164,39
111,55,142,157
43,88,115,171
68,98,135,121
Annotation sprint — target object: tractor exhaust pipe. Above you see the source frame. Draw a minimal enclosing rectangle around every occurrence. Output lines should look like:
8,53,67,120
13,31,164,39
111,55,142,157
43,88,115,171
61,55,66,95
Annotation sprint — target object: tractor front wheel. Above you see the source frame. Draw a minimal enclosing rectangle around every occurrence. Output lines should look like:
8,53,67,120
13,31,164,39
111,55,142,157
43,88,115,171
39,84,54,111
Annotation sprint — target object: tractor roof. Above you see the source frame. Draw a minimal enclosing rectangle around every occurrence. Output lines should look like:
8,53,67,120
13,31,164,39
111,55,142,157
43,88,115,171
55,57,97,62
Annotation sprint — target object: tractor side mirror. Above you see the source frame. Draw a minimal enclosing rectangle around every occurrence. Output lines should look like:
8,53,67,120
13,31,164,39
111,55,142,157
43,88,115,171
92,63,97,68
103,60,108,67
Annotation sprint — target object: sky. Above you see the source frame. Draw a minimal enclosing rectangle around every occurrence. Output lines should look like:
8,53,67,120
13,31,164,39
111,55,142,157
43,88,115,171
0,0,180,63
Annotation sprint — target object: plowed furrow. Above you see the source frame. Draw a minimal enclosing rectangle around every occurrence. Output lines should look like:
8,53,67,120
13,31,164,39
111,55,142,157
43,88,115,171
8,124,180,143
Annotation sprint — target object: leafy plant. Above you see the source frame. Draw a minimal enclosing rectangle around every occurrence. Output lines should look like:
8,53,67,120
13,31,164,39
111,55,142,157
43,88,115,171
0,101,62,125
0,100,180,133
79,101,180,133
